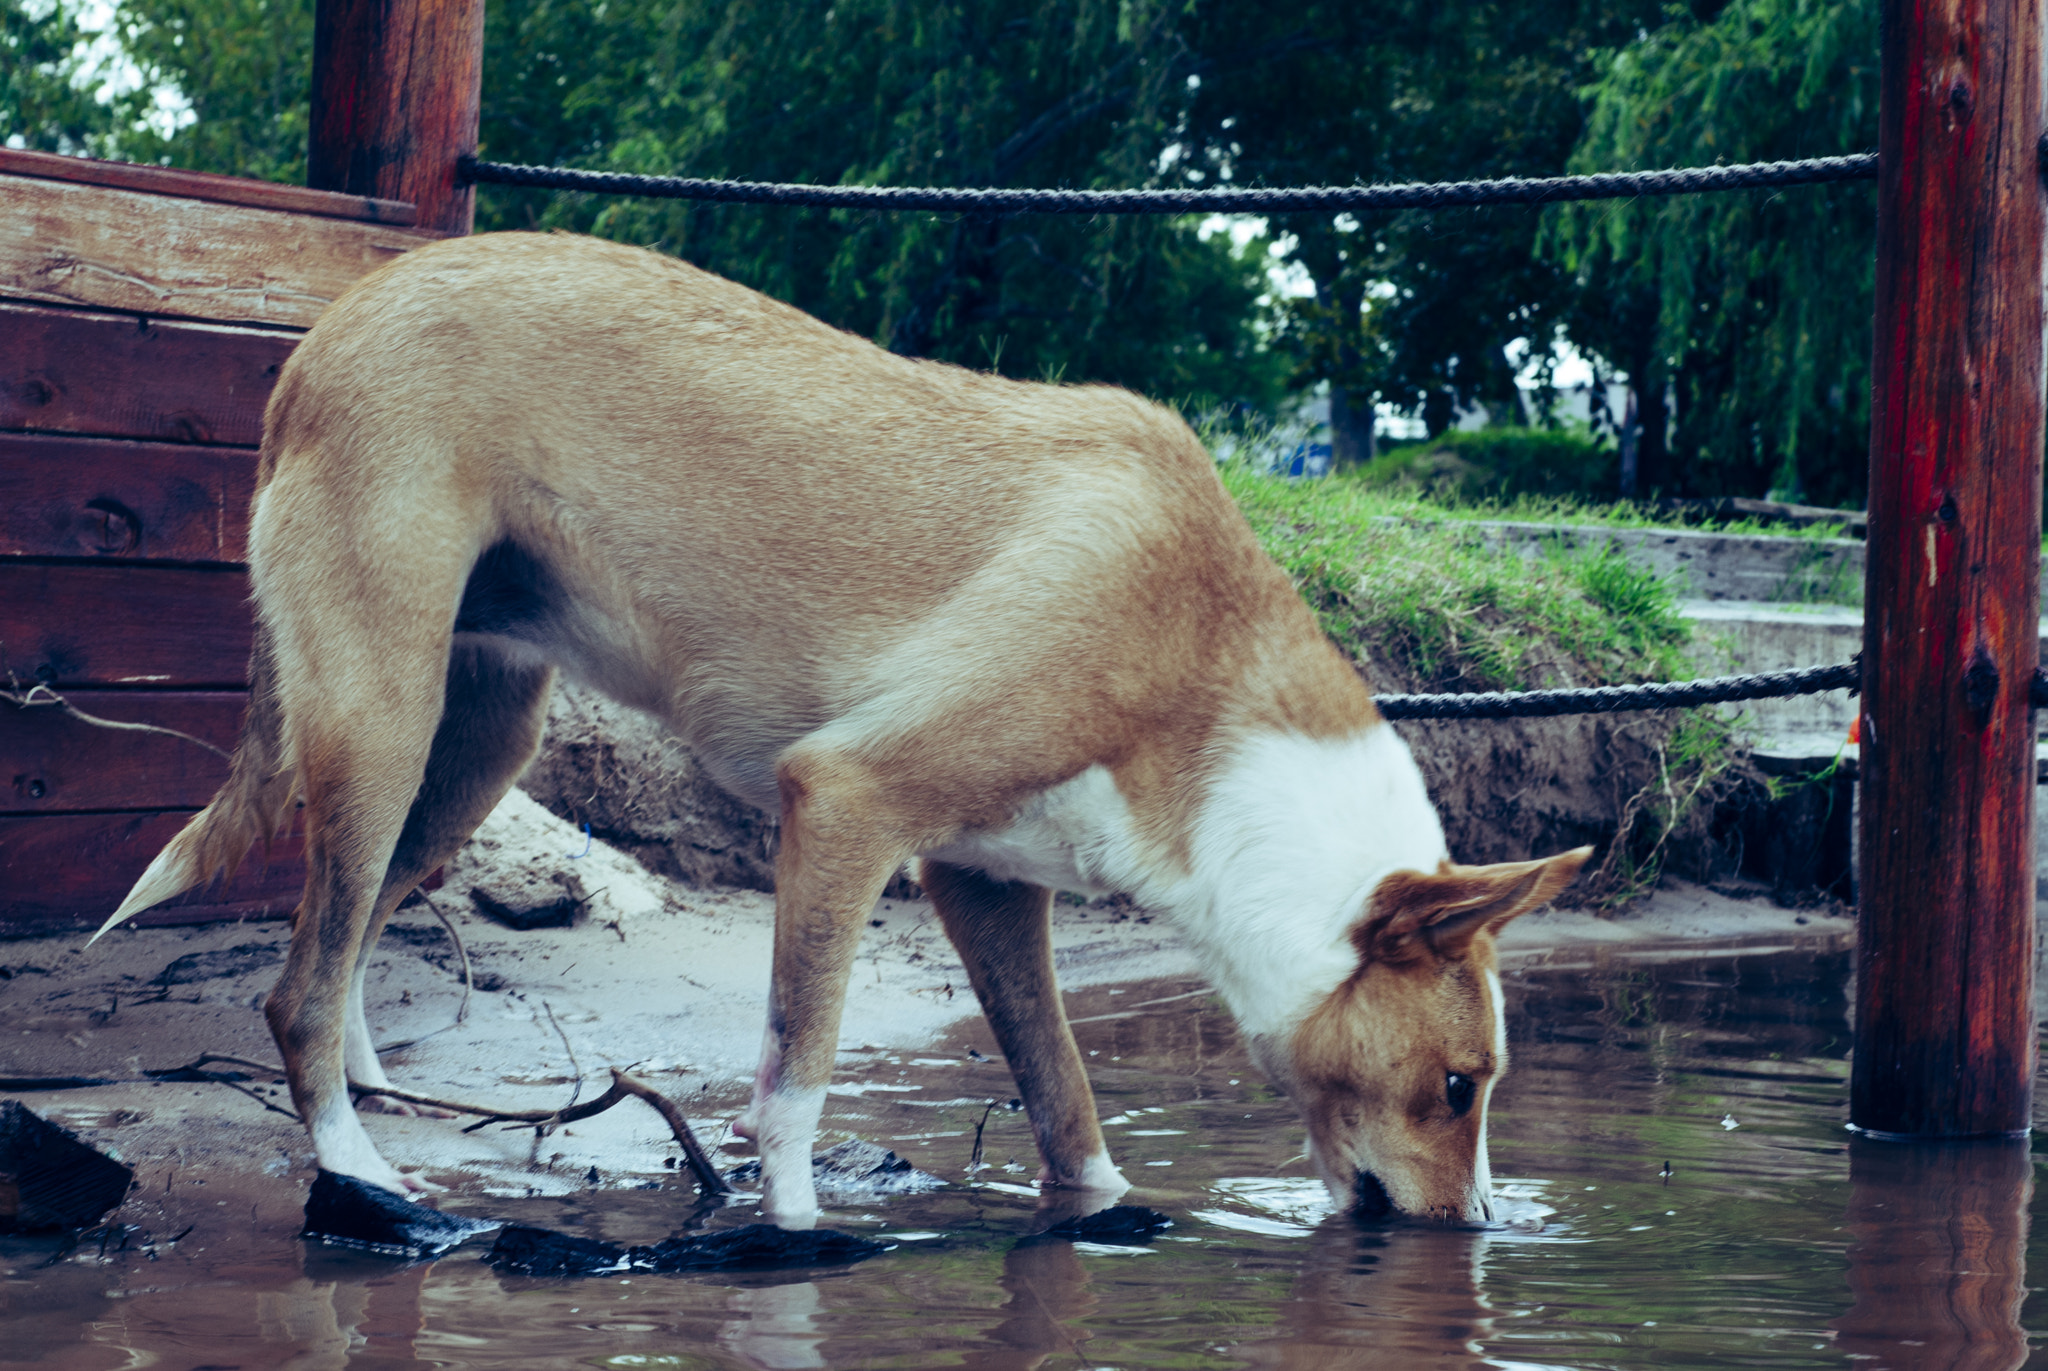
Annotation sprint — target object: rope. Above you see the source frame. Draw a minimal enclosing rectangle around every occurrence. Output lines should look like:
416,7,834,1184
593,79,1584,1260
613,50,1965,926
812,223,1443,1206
457,153,1879,215
1373,661,1861,721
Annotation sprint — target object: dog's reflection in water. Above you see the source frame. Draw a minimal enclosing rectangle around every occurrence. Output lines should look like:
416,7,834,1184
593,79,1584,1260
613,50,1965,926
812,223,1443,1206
937,1210,1494,1371
1235,1219,1496,1371
720,1279,830,1371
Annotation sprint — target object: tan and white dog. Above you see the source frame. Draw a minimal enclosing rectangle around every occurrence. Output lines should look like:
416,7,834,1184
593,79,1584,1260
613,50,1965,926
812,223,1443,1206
97,232,1587,1228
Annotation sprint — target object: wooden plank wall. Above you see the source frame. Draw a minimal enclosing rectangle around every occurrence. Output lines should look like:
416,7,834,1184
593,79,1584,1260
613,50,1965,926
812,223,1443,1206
1,151,439,934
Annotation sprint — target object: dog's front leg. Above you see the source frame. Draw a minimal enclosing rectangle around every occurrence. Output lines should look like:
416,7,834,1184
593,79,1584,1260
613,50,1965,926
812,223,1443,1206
734,752,908,1229
922,860,1127,1196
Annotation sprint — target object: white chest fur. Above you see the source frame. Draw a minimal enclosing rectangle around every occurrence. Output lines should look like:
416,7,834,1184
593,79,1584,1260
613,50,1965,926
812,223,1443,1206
922,723,1451,1040
921,765,1152,897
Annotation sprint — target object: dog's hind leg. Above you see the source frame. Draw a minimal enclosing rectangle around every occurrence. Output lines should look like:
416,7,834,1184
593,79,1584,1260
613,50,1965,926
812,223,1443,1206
259,571,478,1194
734,748,915,1228
344,642,556,1115
921,860,1127,1196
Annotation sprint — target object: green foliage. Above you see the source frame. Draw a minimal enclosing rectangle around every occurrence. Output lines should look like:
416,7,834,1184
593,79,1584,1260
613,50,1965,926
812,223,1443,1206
1544,0,1878,506
1181,0,1665,436
1,0,310,178
1359,425,1618,501
2,0,113,153
474,0,1285,409
102,0,313,184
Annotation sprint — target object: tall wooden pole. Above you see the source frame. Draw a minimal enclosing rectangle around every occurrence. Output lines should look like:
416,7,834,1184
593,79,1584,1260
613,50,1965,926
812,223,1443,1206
308,0,485,236
1854,0,2044,1136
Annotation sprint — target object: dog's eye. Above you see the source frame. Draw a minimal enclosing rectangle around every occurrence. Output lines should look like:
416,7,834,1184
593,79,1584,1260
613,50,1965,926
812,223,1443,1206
1446,1072,1477,1117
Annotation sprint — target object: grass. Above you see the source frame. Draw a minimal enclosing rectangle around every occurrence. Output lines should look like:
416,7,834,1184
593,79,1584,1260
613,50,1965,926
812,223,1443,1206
1333,483,1859,542
1221,465,1697,693
1219,461,1753,907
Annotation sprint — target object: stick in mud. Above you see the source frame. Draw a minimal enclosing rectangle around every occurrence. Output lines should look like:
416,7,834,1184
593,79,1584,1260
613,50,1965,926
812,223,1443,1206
150,1054,732,1196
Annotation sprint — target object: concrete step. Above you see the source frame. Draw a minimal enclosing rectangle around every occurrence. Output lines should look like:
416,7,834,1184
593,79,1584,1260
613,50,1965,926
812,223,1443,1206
1682,599,2048,751
1681,599,2048,899
1469,520,1865,604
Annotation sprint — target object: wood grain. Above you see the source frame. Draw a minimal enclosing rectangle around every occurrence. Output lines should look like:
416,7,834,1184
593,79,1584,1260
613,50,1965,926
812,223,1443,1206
0,172,438,329
0,810,303,934
2,690,245,814
0,564,253,688
0,302,295,445
0,433,255,563
0,147,416,226
1854,0,2045,1136
312,0,485,236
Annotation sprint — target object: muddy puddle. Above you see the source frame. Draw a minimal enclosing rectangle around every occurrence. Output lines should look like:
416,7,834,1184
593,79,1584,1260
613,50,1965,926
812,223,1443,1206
7,944,2048,1369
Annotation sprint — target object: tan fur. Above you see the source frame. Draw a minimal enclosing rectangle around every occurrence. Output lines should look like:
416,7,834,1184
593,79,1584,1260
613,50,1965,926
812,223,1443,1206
101,231,1584,1221
1292,849,1589,1220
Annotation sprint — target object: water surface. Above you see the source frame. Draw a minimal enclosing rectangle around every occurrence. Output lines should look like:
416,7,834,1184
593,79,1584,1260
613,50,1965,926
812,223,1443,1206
6,944,2045,1369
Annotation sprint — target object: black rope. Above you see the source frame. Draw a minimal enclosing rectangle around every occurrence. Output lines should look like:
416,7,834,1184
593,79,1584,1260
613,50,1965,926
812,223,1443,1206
1373,661,1861,721
457,153,1878,215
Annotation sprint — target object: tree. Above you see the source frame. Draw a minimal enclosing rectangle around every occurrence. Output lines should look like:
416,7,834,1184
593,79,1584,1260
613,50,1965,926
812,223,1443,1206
2,0,116,154
475,0,1284,408
1176,0,1666,457
102,0,314,185
1544,0,1878,504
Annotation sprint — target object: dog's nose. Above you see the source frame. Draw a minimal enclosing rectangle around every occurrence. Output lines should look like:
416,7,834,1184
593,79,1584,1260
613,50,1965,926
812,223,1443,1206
1353,1169,1393,1218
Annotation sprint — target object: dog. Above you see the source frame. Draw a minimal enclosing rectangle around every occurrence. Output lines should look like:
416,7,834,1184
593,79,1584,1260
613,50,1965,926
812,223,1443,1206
96,231,1589,1228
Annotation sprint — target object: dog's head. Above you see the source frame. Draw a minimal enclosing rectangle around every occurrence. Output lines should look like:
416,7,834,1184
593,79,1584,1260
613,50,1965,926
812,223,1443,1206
1266,847,1590,1224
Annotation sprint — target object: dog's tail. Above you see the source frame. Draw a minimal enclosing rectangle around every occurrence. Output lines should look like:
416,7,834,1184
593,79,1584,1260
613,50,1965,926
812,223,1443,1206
87,627,300,943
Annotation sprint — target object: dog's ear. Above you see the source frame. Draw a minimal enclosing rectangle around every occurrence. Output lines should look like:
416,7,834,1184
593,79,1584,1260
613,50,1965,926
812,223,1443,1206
1351,846,1592,965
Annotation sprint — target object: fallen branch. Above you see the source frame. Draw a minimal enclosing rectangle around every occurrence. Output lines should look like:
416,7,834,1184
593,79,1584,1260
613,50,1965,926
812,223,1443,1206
148,1054,731,1197
374,1069,730,1196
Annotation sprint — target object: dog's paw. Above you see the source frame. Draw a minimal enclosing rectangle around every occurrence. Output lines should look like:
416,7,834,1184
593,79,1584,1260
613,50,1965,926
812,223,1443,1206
342,1159,444,1198
395,1169,447,1196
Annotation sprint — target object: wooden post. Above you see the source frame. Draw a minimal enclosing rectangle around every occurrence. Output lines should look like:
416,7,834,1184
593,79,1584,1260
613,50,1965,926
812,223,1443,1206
1854,0,2044,1136
308,0,484,236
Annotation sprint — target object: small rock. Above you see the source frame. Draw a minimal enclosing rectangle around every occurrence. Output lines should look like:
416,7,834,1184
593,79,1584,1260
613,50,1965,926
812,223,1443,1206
0,1099,134,1233
301,1170,499,1257
485,1224,629,1275
1039,1205,1174,1244
470,874,586,931
486,1221,889,1276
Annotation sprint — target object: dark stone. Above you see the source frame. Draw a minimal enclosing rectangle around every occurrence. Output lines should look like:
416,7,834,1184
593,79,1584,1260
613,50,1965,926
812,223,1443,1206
724,1138,945,1197
301,1169,499,1258
486,1223,630,1276
469,883,581,931
1040,1204,1174,1243
637,1223,889,1272
486,1221,888,1277
0,1099,134,1233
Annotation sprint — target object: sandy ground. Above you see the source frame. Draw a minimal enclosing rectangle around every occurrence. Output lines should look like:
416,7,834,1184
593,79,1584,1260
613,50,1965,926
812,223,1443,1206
0,790,1857,1207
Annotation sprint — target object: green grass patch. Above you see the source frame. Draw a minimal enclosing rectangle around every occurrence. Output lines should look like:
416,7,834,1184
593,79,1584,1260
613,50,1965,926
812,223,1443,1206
1221,462,1760,907
1222,465,1696,693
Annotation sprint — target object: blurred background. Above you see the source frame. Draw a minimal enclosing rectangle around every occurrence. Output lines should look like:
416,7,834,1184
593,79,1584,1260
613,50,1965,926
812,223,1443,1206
2,0,1879,510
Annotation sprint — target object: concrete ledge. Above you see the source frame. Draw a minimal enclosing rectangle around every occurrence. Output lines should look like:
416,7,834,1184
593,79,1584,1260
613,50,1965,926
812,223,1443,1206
1451,520,1865,603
